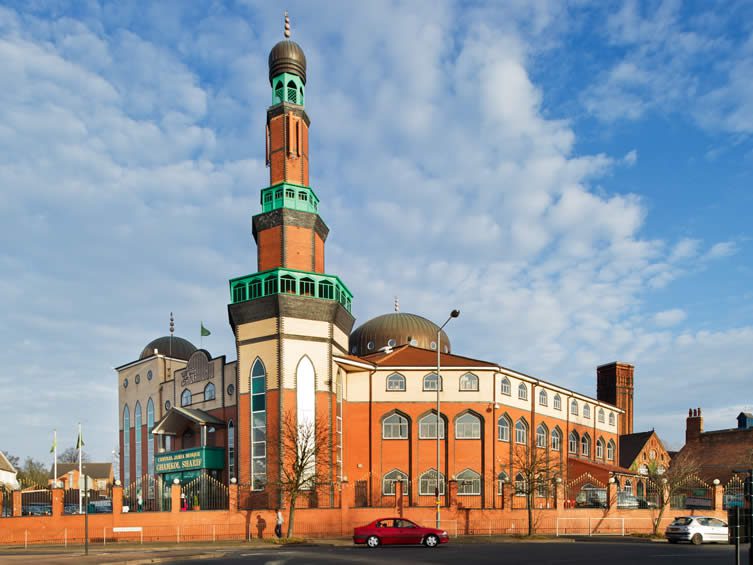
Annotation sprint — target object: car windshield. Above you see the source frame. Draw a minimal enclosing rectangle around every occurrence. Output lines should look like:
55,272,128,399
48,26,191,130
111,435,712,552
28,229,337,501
671,517,693,526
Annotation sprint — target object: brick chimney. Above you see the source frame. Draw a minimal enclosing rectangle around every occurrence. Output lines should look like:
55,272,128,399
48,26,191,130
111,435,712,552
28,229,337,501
597,362,634,435
685,407,704,443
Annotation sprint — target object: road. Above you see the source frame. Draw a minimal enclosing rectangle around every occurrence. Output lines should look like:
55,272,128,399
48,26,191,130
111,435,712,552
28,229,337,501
172,539,736,564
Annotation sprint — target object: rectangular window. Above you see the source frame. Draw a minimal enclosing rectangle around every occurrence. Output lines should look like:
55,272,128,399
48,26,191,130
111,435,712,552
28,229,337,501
456,421,480,439
419,419,445,439
536,430,547,448
250,279,262,299
300,279,315,296
318,281,334,299
552,433,561,451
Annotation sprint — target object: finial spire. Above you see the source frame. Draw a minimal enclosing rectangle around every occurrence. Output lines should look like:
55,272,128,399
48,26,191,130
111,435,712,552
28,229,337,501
394,296,400,313
284,11,291,38
169,312,174,335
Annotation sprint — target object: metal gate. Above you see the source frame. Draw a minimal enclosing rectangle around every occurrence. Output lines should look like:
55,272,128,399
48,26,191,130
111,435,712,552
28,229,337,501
181,472,228,510
21,486,51,516
670,475,712,509
725,475,745,509
124,476,171,512
354,480,368,507
1,484,12,517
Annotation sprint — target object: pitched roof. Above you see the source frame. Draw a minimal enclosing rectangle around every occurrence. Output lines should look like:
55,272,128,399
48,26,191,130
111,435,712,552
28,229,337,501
0,451,17,474
50,462,112,480
569,456,636,476
619,431,655,469
360,344,496,368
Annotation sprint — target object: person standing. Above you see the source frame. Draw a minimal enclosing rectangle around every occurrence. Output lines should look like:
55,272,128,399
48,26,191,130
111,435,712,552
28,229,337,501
275,508,284,538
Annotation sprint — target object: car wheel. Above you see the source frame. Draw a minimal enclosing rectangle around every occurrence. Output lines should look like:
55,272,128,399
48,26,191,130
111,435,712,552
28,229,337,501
424,534,439,548
366,535,381,548
691,533,703,545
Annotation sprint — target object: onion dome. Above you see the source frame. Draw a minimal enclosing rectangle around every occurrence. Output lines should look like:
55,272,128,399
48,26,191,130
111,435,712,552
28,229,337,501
139,336,197,361
268,40,307,85
349,313,452,357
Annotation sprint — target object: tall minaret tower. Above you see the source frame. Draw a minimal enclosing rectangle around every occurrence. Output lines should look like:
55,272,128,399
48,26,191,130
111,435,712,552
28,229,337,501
228,14,355,505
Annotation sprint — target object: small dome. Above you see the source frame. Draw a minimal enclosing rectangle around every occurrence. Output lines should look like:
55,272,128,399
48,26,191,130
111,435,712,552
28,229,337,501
349,313,451,357
268,39,307,85
139,336,197,361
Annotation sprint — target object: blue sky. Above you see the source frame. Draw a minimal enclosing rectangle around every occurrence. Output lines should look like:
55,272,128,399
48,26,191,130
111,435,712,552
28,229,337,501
1,0,752,464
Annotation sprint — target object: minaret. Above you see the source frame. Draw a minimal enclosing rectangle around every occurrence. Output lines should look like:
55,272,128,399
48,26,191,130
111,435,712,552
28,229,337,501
228,15,355,504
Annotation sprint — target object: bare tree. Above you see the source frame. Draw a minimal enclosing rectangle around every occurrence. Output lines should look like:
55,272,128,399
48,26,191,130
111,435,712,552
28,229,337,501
511,444,563,536
59,447,90,464
647,452,701,535
277,410,330,538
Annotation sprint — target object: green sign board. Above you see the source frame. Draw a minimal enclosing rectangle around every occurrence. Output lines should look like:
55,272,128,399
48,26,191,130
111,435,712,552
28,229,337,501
154,447,225,474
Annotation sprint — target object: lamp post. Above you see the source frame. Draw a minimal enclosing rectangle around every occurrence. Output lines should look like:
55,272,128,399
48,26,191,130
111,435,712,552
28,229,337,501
436,309,460,529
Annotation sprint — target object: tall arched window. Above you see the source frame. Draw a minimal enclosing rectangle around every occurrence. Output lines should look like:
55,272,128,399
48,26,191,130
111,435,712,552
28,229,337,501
204,382,216,401
181,389,191,407
570,400,579,415
500,377,511,395
583,404,591,419
596,437,605,459
514,473,527,497
457,469,481,495
382,469,408,496
581,434,591,457
287,80,298,103
146,398,154,477
274,80,283,102
551,428,562,451
423,373,441,391
122,405,130,486
553,394,561,410
497,471,509,495
419,413,445,439
459,373,479,391
386,373,406,391
518,383,528,400
569,431,579,454
536,423,548,448
134,401,142,482
607,440,616,461
498,415,511,442
227,420,235,479
609,412,616,426
251,358,267,490
515,418,528,444
598,408,605,423
419,469,445,496
382,413,409,439
539,389,548,406
455,412,481,439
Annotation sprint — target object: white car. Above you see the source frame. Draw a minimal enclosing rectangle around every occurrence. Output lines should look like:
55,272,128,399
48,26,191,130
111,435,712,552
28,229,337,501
665,516,729,544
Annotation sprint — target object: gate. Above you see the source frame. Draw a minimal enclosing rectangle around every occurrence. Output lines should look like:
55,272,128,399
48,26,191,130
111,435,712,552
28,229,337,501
21,485,51,516
181,472,228,510
670,475,712,509
725,475,745,509
124,476,171,512
1,484,12,517
354,480,368,507
565,473,607,508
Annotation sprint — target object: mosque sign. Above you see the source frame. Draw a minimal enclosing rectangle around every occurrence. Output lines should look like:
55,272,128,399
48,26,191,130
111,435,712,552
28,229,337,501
154,447,224,473
180,353,214,387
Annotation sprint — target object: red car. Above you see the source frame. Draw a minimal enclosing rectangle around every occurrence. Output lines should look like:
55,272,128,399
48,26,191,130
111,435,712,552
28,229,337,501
353,517,449,548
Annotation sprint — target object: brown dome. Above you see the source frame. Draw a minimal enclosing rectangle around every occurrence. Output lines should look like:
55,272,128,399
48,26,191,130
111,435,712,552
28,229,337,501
268,40,307,85
349,313,451,357
140,336,197,361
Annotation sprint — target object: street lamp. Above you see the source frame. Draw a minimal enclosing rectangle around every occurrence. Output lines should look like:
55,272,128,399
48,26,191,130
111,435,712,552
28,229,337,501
436,309,460,529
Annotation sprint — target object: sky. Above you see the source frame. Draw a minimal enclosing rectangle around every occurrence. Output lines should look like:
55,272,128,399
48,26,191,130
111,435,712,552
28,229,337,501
1,0,752,465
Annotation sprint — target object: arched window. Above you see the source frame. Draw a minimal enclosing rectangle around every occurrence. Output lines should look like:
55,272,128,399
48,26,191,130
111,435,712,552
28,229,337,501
514,473,527,497
382,413,408,439
500,377,511,395
251,358,267,490
539,389,548,406
455,412,481,439
134,401,142,482
515,418,528,444
607,440,615,461
570,400,578,415
228,420,235,479
459,373,479,391
551,428,562,451
581,434,591,457
280,274,296,294
382,469,408,496
553,394,561,410
568,431,579,454
386,373,406,391
318,280,334,299
596,437,605,459
146,398,154,476
497,471,508,495
122,405,130,485
274,80,283,102
181,389,192,407
419,469,445,496
609,412,616,426
457,469,481,495
419,412,445,439
287,80,298,103
423,373,441,391
536,424,548,448
598,408,605,423
583,404,591,419
624,479,633,495
204,382,216,401
518,383,528,401
498,415,511,442
299,277,315,296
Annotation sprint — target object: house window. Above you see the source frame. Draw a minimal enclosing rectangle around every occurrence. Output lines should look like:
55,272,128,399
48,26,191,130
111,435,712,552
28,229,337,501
419,413,445,439
181,389,191,407
204,382,216,401
583,404,591,419
536,424,548,448
553,395,561,410
581,435,591,457
382,469,408,496
498,416,511,442
455,413,481,439
569,431,579,454
598,408,605,423
551,428,562,451
609,412,615,426
386,373,406,391
419,469,445,496
515,419,528,444
457,469,481,495
539,389,548,406
459,373,479,391
596,438,605,459
382,413,409,439
570,400,578,416
607,440,615,461
500,377,511,395
518,383,528,401
423,373,441,391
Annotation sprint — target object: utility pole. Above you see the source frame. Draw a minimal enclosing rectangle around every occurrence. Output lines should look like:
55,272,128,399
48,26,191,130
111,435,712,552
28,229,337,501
84,471,89,556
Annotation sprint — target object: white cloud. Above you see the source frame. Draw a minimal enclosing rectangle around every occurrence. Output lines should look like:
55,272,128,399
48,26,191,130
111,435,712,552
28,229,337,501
704,241,738,260
653,308,687,327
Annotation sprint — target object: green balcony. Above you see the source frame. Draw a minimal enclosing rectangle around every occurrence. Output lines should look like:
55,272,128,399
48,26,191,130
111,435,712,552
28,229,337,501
229,268,353,313
260,183,319,214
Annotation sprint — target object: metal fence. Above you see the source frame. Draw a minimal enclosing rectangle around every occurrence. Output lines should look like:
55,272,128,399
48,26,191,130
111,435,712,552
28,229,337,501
564,473,606,509
1,484,12,517
724,475,745,509
124,476,171,512
670,475,712,509
21,486,52,516
63,487,113,515
237,484,272,510
180,472,228,511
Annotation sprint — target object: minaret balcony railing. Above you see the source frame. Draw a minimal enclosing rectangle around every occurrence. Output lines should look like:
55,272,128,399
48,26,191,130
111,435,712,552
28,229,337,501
229,268,353,312
260,183,319,214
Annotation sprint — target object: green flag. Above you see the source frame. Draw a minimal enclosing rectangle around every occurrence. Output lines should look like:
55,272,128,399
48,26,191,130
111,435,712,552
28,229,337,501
50,433,56,454
76,429,84,450
200,322,211,337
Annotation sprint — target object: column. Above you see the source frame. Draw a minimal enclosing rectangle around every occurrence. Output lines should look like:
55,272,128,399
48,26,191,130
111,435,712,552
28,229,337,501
112,484,123,515
51,488,64,517
171,482,181,514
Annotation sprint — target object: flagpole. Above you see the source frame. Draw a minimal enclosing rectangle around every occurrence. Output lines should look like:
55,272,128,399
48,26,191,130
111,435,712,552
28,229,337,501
78,422,83,514
53,429,58,488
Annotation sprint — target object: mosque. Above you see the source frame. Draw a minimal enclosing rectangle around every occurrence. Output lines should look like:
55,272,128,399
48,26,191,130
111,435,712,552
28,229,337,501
115,18,632,511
